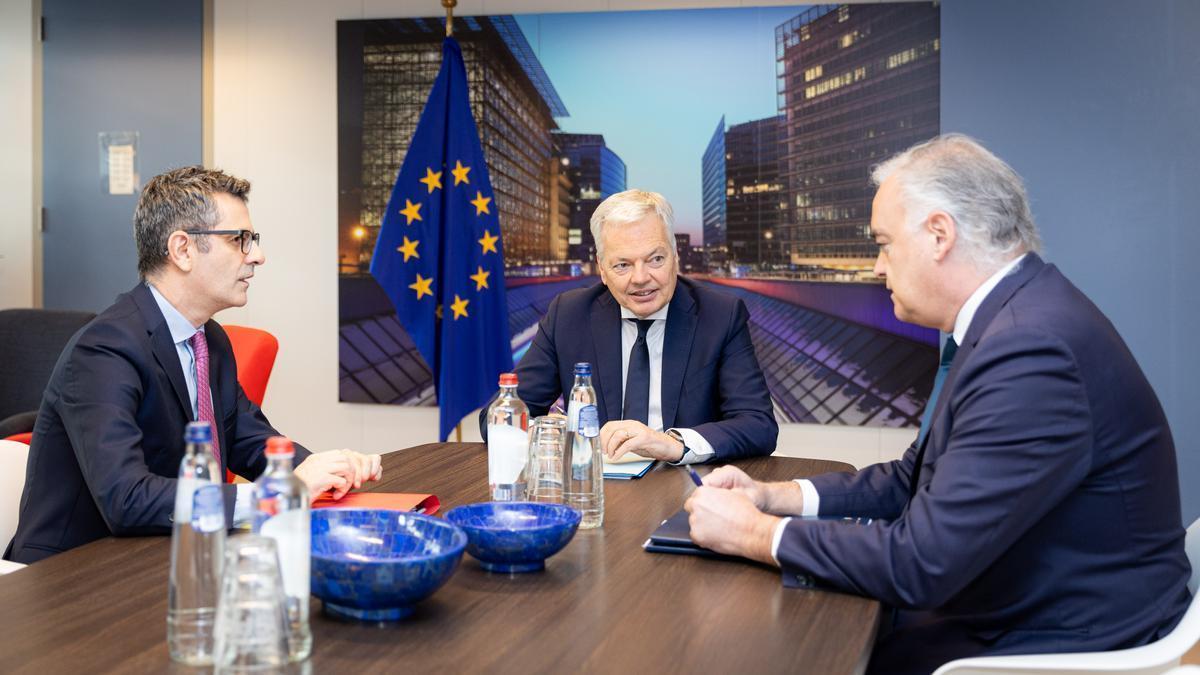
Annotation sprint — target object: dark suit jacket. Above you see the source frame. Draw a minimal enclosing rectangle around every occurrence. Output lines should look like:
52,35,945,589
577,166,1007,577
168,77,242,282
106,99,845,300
776,254,1191,672
483,277,777,461
5,283,309,564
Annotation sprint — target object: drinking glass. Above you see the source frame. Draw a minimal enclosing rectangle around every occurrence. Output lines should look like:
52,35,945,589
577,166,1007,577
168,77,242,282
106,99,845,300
213,535,290,672
526,415,567,504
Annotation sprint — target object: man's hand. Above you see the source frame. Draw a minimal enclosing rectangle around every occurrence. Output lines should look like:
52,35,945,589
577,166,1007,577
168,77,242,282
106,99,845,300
599,420,684,462
702,465,769,510
294,449,383,502
685,486,780,566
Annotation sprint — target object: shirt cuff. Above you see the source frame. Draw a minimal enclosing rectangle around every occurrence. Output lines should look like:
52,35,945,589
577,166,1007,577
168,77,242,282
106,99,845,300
795,479,820,517
770,516,792,566
233,482,257,527
668,427,715,465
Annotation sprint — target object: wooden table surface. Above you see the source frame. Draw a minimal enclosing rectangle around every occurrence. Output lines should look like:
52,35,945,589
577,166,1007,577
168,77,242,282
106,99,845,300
0,443,880,674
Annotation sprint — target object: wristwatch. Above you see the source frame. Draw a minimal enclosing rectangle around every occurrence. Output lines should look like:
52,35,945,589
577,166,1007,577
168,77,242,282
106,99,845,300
665,429,688,463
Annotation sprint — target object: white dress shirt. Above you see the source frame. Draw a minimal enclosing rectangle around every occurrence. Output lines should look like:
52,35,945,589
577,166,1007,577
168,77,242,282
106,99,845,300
618,304,715,464
147,283,256,523
771,254,1029,563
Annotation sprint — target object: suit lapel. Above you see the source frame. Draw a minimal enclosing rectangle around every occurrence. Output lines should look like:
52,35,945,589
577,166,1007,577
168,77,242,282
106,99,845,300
660,282,697,429
132,284,193,420
590,291,624,422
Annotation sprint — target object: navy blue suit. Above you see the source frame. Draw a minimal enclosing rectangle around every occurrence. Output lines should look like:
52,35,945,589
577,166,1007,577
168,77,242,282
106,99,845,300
776,254,1191,673
5,284,308,564
497,277,777,461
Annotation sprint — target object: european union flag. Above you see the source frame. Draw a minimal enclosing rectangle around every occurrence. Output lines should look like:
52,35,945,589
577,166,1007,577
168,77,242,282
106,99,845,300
370,37,513,441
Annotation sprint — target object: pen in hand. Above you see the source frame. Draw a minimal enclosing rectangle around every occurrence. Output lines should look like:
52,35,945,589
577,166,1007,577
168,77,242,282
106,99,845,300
684,465,703,487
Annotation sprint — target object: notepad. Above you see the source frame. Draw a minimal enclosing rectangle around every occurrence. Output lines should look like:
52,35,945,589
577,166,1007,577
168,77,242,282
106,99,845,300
603,459,654,479
643,509,873,558
312,492,440,515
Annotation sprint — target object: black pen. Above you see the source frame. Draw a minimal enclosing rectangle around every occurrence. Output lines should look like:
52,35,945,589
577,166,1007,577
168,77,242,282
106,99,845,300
684,465,703,487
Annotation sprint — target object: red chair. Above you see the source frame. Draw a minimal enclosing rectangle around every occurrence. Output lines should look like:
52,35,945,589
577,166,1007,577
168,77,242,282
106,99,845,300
223,325,279,407
223,325,280,481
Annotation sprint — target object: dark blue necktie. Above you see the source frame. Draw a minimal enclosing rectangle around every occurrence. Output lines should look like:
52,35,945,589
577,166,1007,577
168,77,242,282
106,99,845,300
622,319,654,425
908,336,959,498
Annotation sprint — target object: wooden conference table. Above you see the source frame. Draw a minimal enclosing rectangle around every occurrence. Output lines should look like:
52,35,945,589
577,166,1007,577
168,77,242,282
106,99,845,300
0,443,880,674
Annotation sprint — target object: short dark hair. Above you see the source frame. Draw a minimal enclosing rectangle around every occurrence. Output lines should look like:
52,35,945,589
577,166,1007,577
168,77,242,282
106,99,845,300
133,166,251,278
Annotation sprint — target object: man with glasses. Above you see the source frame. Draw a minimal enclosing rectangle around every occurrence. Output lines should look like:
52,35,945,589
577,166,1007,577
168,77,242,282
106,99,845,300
5,167,381,564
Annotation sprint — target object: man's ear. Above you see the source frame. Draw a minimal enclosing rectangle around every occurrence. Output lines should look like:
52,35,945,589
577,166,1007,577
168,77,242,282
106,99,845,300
925,211,957,263
165,230,195,272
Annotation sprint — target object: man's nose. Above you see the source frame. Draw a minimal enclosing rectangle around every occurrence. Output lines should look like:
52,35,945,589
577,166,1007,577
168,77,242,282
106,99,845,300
873,252,886,278
246,239,266,265
630,262,650,284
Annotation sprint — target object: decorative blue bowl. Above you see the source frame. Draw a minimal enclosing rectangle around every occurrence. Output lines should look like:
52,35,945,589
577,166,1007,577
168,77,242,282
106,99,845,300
310,509,467,621
443,502,581,573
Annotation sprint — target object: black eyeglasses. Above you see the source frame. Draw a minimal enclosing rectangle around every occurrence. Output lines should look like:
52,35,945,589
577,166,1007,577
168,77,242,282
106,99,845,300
184,229,261,255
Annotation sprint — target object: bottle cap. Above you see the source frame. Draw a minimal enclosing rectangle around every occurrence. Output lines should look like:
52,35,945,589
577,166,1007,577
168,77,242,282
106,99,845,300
185,421,213,444
265,436,295,457
498,373,518,386
574,362,592,376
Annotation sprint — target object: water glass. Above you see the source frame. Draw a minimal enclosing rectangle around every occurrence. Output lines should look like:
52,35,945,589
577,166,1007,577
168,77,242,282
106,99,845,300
526,415,567,504
213,535,291,672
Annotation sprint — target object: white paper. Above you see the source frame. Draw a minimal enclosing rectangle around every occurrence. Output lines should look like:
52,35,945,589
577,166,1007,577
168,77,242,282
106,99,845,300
487,423,529,484
107,144,135,195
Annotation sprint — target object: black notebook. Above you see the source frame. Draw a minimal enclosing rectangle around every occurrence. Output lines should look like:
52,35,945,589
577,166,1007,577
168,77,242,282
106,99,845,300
642,509,874,558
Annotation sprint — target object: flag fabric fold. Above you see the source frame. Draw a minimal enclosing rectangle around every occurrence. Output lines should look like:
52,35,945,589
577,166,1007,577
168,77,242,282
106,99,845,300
370,36,513,441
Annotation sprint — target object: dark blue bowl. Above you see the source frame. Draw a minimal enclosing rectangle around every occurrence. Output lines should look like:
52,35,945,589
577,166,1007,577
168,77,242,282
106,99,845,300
310,509,467,621
443,502,581,573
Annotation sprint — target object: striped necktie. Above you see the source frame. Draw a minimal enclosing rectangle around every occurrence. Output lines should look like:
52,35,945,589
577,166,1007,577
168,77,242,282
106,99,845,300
188,329,223,471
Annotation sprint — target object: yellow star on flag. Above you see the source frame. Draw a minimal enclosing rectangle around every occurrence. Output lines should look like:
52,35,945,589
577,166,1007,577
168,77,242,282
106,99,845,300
418,168,443,193
400,199,422,225
451,160,471,186
478,229,499,255
470,191,491,215
469,266,490,290
408,273,433,300
396,236,420,262
450,294,469,320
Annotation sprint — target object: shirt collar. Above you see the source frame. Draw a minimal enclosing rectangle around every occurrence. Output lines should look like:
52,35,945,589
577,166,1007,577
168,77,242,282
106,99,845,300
952,253,1027,345
146,282,203,345
619,303,670,322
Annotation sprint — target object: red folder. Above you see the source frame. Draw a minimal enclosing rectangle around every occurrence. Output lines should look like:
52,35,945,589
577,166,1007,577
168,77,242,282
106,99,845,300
312,492,440,515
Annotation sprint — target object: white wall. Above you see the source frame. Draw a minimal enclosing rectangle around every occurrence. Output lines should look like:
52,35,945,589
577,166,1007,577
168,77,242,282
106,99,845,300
0,0,39,310
210,0,909,466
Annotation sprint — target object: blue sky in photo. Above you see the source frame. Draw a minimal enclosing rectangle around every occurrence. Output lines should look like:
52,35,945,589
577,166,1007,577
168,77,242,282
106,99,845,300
516,6,811,244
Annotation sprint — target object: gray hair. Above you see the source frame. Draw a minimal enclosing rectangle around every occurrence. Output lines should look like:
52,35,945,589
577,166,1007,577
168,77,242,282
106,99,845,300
871,134,1042,270
589,189,676,261
134,166,251,279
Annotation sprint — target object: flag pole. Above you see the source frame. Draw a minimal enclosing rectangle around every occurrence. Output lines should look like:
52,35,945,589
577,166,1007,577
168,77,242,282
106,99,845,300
455,423,462,443
443,0,456,37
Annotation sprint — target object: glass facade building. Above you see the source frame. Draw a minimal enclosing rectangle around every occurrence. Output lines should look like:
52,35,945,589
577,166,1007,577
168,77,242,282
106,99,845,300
700,116,727,267
337,16,567,270
775,3,940,269
555,133,627,262
725,115,787,266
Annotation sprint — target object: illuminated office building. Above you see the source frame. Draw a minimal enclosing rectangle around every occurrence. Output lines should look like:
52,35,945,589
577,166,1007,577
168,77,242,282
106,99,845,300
337,15,568,270
725,115,786,266
775,3,940,269
555,133,627,262
701,116,727,268
548,156,573,262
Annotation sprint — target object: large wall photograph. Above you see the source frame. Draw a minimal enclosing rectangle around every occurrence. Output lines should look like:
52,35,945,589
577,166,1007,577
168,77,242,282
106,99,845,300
337,3,942,428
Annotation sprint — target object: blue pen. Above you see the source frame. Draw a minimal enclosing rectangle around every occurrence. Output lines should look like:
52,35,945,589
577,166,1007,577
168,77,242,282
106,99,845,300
684,465,703,487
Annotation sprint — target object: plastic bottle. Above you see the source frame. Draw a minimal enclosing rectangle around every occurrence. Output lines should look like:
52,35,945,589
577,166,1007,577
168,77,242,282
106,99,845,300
167,421,226,665
253,437,311,662
565,363,604,528
486,373,530,501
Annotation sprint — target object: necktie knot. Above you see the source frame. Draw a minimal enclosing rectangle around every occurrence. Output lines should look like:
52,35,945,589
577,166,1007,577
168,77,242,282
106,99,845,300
940,337,958,366
631,319,654,339
189,330,209,359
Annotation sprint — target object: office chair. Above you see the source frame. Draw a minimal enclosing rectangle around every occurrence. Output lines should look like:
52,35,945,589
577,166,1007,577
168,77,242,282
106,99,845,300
933,517,1200,675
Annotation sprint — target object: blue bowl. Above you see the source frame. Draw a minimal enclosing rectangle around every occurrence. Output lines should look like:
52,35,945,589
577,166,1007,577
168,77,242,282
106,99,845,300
310,509,467,621
443,502,581,573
